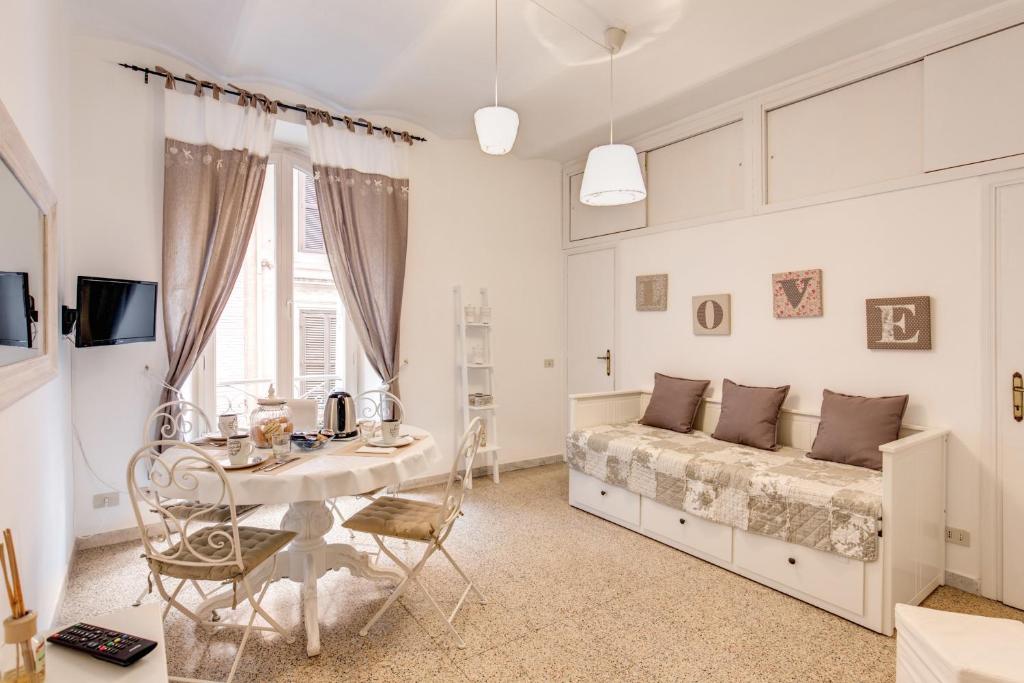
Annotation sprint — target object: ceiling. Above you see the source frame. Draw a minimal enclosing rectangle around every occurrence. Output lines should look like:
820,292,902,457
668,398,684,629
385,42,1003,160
67,0,1005,160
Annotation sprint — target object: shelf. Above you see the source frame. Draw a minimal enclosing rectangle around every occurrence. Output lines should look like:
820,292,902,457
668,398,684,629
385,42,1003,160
466,363,493,369
465,322,492,328
478,445,499,453
469,404,499,411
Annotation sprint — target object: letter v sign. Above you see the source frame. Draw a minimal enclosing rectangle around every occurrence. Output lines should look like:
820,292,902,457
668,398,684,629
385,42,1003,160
780,278,812,309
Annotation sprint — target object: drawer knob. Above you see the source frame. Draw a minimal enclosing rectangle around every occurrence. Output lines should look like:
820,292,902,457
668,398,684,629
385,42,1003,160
678,518,687,525
787,557,796,565
600,490,607,496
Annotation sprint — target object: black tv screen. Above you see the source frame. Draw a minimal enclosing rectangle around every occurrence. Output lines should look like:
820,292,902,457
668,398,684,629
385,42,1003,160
0,272,31,348
76,276,157,348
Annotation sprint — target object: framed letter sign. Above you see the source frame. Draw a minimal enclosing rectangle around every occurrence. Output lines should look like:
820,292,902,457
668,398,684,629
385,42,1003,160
865,296,932,350
692,294,731,335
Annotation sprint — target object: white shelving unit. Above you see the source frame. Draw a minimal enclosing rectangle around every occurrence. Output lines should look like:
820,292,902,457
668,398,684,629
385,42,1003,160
455,285,500,485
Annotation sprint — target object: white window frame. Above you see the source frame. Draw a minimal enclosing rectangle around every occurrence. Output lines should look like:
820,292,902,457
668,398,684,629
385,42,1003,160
190,146,365,419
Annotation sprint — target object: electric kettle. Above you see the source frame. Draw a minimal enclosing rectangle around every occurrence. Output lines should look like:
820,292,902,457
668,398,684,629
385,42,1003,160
323,390,357,438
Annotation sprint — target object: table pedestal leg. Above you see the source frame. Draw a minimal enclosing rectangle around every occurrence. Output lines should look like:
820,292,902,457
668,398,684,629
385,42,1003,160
280,500,334,657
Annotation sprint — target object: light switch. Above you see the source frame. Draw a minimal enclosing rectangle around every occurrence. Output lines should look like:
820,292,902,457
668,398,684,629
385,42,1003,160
543,359,555,368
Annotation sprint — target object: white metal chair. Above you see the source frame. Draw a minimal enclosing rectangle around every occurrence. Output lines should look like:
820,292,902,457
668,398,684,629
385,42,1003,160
127,439,295,683
134,401,261,607
342,417,486,648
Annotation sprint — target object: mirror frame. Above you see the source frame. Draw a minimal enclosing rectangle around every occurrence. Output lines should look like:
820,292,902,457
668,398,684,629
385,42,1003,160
0,97,58,411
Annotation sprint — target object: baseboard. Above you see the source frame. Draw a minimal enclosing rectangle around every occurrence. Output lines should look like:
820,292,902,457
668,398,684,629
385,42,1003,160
399,452,564,490
45,537,77,630
945,570,980,595
75,523,161,551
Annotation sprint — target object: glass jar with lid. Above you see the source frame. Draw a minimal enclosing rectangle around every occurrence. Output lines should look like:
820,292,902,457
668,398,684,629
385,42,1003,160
249,385,294,449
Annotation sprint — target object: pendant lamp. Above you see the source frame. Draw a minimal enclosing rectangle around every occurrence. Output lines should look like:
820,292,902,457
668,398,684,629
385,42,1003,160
475,0,519,155
579,28,646,206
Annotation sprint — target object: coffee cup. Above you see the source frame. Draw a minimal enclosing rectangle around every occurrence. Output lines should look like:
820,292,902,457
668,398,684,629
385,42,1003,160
227,433,253,466
380,419,402,445
217,413,239,437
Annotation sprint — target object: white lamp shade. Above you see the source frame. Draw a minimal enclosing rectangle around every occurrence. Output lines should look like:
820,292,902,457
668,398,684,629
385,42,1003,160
474,105,519,155
579,143,646,206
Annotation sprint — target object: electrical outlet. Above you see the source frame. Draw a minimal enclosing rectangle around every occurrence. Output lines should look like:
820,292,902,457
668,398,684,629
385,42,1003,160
543,358,555,368
945,526,971,547
93,492,119,509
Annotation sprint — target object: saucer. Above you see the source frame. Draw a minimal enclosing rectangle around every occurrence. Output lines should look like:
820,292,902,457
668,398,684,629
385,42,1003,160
368,435,414,448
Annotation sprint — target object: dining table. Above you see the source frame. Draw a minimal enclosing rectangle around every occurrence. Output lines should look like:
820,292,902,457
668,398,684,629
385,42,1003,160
160,426,441,657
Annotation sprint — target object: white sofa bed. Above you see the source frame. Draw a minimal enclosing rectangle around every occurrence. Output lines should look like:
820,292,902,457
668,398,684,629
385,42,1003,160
567,389,949,635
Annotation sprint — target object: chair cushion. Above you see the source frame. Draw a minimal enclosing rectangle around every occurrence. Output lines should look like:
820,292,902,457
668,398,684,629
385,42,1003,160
639,373,710,433
342,496,443,541
149,525,295,582
164,501,261,524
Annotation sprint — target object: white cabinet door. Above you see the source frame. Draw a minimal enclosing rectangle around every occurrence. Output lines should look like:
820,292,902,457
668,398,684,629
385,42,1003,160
766,62,923,203
647,121,745,226
566,249,615,394
996,180,1024,610
924,24,1024,171
568,153,647,242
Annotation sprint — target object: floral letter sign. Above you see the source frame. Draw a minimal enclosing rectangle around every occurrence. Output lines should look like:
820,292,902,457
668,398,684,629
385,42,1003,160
636,274,668,311
865,296,932,350
772,269,822,318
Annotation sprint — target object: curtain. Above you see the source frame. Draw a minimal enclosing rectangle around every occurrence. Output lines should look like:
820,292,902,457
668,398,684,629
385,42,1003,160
157,71,277,423
305,111,411,396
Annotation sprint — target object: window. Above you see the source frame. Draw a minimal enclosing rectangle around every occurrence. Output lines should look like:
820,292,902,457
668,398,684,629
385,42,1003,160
189,149,368,426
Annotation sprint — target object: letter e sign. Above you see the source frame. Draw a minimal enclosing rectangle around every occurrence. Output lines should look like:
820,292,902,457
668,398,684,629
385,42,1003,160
865,296,932,350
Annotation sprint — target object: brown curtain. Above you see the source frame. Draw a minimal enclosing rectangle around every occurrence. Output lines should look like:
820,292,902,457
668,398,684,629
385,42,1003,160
157,71,277,422
306,111,410,396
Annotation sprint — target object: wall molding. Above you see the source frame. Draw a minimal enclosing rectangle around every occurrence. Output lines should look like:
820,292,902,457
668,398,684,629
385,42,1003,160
561,2,1024,252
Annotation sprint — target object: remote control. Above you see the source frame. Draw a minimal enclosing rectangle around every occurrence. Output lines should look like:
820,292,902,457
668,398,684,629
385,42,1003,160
47,622,158,667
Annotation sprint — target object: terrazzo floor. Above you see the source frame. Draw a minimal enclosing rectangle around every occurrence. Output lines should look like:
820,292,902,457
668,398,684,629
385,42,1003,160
60,464,1023,682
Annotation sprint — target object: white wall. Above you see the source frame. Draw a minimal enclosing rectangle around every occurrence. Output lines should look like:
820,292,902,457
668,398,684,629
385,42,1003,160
0,0,74,628
65,36,565,536
614,178,983,579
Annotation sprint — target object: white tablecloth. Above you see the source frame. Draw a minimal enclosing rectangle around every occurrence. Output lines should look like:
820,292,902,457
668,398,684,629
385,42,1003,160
159,426,441,505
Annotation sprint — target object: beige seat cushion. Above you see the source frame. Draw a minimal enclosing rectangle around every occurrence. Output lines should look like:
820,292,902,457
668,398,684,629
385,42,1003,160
149,525,295,582
342,496,443,541
164,501,261,524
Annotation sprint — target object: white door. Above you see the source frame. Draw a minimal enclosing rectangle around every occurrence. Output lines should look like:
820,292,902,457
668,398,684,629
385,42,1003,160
566,249,615,394
996,180,1024,609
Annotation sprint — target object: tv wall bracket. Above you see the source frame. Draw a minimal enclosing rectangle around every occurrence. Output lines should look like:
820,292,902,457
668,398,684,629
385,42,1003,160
61,305,77,336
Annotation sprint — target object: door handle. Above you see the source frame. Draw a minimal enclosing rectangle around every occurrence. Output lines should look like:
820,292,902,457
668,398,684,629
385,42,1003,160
596,350,611,377
1014,372,1023,422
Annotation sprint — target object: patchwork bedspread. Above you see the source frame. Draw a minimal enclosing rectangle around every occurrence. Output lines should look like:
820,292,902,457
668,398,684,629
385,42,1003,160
566,423,882,561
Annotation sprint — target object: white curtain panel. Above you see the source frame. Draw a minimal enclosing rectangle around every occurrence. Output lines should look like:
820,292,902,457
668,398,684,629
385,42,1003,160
164,88,276,156
306,119,409,178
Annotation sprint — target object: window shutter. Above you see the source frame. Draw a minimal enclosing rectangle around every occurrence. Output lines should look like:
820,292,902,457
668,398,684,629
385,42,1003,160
298,309,338,403
301,174,326,253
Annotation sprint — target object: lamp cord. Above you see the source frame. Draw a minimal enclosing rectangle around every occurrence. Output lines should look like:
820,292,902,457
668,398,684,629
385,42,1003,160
494,0,499,107
609,48,614,144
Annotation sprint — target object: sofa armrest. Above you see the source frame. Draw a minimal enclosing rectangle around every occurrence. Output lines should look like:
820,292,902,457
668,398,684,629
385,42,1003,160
569,389,651,431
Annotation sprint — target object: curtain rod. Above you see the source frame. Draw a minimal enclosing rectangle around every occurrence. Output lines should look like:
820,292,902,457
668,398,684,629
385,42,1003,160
118,62,428,143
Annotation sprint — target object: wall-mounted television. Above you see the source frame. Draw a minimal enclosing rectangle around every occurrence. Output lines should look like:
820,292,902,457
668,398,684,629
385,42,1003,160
0,272,32,348
75,276,158,348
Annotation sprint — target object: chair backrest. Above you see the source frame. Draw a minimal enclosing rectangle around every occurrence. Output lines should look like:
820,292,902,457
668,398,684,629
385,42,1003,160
144,400,212,443
127,439,245,573
436,418,484,536
284,398,318,432
355,389,405,423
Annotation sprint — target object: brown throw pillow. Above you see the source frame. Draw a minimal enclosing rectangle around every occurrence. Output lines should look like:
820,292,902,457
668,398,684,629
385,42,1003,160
809,389,909,471
640,373,711,433
712,379,790,450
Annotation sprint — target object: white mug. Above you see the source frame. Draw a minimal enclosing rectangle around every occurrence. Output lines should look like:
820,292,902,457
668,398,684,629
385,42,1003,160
380,419,402,445
217,413,239,436
227,433,253,466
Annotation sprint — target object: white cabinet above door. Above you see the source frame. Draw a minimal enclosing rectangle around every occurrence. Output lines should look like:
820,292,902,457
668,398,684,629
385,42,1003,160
568,153,647,242
924,24,1024,172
